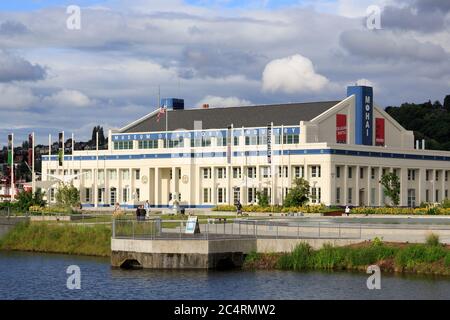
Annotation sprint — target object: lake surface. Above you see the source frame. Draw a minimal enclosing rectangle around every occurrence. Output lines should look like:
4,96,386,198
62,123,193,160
0,251,449,300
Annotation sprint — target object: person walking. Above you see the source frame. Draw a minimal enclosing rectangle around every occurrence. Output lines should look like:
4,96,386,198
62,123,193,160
345,205,350,216
144,200,150,218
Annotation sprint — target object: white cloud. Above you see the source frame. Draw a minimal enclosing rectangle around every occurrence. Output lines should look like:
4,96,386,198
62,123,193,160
262,54,330,94
42,89,92,108
356,78,375,87
195,95,252,108
0,84,36,109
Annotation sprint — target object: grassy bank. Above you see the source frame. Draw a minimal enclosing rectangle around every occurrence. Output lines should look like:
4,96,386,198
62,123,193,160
0,222,111,257
244,239,450,276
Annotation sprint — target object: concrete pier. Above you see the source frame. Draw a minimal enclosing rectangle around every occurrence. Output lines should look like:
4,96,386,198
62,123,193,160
111,237,361,269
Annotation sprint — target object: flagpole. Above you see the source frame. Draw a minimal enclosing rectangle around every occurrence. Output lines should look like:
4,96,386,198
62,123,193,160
48,134,51,203
95,130,99,208
32,132,35,194
10,133,14,201
71,132,75,176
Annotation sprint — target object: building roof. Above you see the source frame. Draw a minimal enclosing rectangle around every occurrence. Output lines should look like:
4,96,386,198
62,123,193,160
121,100,340,133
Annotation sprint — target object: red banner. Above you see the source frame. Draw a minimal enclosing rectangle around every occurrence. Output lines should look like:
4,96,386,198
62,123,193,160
336,114,347,144
375,118,385,146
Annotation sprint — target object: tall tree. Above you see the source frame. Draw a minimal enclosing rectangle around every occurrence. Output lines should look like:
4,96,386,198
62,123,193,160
380,173,400,206
444,95,450,112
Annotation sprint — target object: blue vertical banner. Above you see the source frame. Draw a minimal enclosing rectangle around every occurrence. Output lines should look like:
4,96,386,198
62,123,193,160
347,86,373,146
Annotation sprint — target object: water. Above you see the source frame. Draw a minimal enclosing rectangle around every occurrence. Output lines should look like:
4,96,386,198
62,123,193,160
0,251,449,300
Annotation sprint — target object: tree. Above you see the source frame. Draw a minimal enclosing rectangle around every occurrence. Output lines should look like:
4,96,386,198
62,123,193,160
256,190,269,207
283,178,310,207
444,95,450,112
15,189,47,212
380,173,400,206
55,183,80,208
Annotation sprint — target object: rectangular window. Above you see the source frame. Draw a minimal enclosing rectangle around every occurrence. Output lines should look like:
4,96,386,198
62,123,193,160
445,189,448,199
436,171,439,182
360,167,364,179
121,170,129,180
135,188,140,202
122,188,128,203
49,188,55,202
233,187,240,203
348,167,353,179
408,169,416,181
217,188,227,203
407,189,416,208
311,166,321,178
108,170,117,180
138,139,158,149
336,166,341,178
135,169,140,180
311,187,321,204
203,168,211,179
114,141,133,150
426,189,430,202
247,167,256,179
164,137,184,148
216,136,227,147
336,187,341,204
278,166,288,178
247,187,257,203
203,188,211,203
283,134,299,144
426,170,430,181
294,166,304,178
371,168,375,180
436,190,439,202
191,136,211,147
233,167,242,179
445,171,448,181
261,166,271,178
85,188,91,203
217,168,227,179
233,136,239,146
371,188,376,206
348,188,353,204
98,188,105,203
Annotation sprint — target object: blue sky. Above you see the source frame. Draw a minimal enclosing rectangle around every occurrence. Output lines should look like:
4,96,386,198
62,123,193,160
1,0,450,145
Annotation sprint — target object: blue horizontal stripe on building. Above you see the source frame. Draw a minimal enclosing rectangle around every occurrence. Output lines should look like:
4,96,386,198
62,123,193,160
42,149,450,162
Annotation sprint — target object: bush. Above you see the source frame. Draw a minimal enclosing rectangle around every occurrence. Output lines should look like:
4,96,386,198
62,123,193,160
441,199,450,209
277,242,313,270
313,244,346,269
425,233,440,246
395,244,446,268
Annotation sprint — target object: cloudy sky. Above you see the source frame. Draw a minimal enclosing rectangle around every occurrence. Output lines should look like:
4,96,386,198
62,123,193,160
1,0,450,145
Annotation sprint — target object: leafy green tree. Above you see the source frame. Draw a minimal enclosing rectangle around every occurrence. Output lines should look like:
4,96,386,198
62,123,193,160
380,173,400,206
283,178,310,207
55,183,80,208
15,189,47,212
256,190,270,207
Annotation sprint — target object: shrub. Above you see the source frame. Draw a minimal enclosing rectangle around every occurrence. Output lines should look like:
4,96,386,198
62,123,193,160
395,244,446,268
425,233,440,246
313,244,346,269
277,242,313,270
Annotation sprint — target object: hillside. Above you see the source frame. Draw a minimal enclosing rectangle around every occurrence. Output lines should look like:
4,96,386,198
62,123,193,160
385,95,450,151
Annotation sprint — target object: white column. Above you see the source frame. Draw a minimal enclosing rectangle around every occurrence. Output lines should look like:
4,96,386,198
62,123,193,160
343,165,348,206
378,167,383,206
400,168,408,207
367,166,371,206
355,165,360,206
154,168,160,207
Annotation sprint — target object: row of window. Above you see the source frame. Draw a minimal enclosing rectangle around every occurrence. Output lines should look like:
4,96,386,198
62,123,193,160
201,186,321,204
113,134,300,150
335,167,450,182
335,187,449,207
201,166,319,179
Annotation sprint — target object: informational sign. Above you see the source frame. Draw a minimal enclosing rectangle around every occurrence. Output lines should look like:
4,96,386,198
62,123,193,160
336,114,347,144
267,123,272,164
185,216,200,234
348,86,373,146
375,118,385,146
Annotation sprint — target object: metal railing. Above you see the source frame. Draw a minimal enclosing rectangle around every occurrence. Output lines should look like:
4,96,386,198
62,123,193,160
112,218,363,240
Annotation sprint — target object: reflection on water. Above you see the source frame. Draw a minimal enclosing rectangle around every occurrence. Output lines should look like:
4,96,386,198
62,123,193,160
0,251,449,300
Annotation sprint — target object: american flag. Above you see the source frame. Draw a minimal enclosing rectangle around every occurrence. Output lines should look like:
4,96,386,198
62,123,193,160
156,105,166,122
